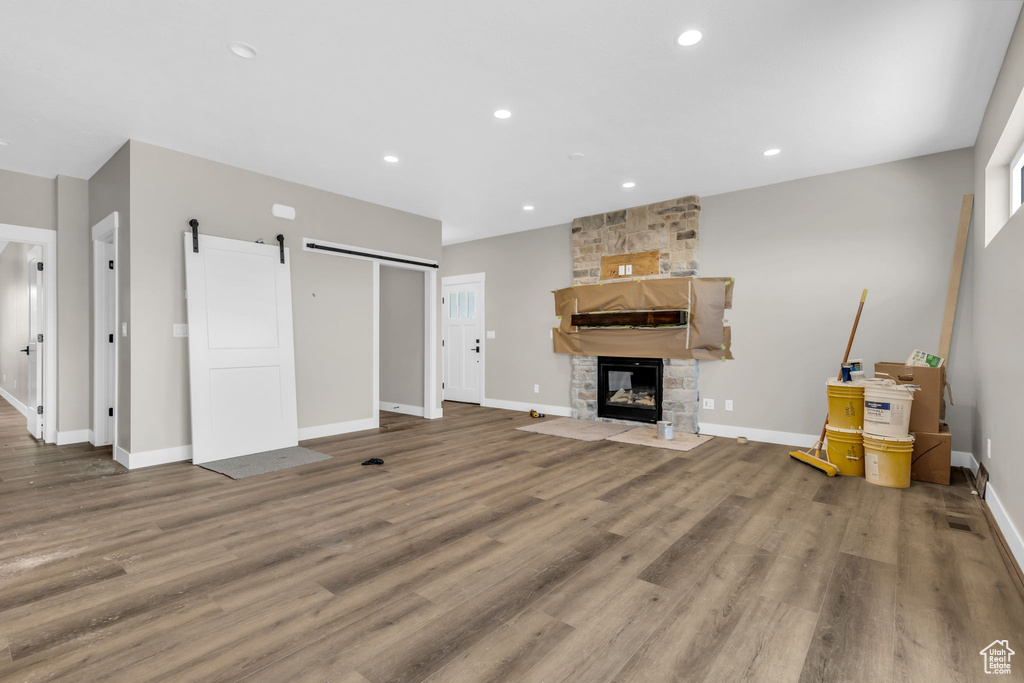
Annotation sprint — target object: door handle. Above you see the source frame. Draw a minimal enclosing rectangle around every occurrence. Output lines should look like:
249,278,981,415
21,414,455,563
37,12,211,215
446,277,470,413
473,346,480,353
20,346,29,355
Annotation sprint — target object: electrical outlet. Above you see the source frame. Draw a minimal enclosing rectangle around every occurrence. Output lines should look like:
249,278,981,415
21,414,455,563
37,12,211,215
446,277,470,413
122,322,128,337
725,399,734,411
534,384,539,393
618,265,625,276
702,398,714,410
486,330,496,339
987,438,992,459
173,324,189,338
625,264,633,275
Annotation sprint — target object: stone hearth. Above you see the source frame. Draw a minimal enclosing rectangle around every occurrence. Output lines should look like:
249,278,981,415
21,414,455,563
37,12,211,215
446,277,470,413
569,195,700,433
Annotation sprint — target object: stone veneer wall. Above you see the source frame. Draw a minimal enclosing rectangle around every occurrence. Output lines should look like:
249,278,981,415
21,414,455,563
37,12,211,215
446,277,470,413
569,195,700,433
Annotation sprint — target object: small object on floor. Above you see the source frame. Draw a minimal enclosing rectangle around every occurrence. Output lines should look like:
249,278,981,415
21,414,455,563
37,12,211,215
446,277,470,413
736,436,748,444
656,420,673,440
529,409,545,418
361,458,384,466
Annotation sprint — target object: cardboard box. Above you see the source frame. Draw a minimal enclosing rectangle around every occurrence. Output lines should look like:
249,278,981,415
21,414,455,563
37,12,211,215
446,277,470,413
910,424,951,485
874,362,946,433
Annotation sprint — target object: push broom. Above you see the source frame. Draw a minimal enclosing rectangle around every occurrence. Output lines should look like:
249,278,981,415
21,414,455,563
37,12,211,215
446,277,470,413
789,289,868,476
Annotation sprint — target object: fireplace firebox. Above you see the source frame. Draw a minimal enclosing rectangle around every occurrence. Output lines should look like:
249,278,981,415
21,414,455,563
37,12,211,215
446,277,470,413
597,357,663,424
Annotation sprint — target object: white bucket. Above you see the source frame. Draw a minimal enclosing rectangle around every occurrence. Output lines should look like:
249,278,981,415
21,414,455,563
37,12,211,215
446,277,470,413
863,383,915,438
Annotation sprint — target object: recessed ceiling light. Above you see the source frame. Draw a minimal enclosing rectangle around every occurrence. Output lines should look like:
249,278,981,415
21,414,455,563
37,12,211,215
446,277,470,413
568,152,586,161
677,29,703,47
229,42,258,59
494,109,512,120
383,155,399,163
763,148,781,156
622,182,636,188
523,205,535,211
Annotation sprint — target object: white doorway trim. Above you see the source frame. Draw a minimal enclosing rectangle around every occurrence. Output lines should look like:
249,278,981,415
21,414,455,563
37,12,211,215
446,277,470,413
91,212,118,447
0,222,57,443
441,272,486,405
302,238,441,423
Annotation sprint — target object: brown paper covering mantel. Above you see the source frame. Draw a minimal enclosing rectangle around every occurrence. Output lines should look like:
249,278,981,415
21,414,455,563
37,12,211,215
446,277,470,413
552,277,734,360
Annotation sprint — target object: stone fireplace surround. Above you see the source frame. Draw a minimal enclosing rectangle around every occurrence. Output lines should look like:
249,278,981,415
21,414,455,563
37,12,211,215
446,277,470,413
570,195,700,433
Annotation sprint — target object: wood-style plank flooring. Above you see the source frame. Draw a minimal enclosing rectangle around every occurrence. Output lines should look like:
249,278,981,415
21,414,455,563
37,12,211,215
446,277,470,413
1,399,1022,682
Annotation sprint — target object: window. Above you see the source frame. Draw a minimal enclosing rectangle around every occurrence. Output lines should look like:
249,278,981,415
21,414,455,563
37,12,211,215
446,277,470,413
1013,139,1024,216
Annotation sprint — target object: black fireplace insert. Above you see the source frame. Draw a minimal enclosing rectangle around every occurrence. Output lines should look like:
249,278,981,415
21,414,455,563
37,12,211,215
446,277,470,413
597,357,663,424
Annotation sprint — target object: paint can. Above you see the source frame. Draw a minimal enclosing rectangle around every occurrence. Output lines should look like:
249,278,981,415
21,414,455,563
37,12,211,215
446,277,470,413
657,420,674,440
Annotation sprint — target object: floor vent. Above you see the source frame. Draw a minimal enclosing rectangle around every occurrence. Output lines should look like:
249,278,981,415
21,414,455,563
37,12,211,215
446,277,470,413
946,515,973,533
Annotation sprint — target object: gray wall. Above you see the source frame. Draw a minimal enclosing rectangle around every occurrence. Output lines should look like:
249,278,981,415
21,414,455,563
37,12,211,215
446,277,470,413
698,148,976,451
89,142,131,451
56,175,90,432
0,169,55,230
0,242,32,405
972,10,1024,544
380,266,425,408
127,141,441,455
441,223,572,409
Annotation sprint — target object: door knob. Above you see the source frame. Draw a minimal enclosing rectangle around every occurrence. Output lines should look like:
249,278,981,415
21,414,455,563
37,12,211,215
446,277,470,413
20,346,29,355
473,346,480,353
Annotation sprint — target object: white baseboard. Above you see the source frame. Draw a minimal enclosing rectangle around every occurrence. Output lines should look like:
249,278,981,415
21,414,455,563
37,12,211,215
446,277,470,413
298,417,377,441
0,386,30,419
378,401,424,417
480,397,573,417
114,444,192,469
56,429,91,445
699,422,818,449
952,450,978,473
986,482,1024,577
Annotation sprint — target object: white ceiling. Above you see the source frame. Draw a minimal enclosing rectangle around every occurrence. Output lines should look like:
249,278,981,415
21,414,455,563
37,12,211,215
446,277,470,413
0,1,1019,244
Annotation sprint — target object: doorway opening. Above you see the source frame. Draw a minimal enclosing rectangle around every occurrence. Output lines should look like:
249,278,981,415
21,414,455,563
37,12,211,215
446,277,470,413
0,222,57,443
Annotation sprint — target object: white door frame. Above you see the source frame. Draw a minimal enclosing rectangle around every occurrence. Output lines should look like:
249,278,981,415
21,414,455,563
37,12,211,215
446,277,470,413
0,222,57,443
91,212,118,447
302,238,441,421
441,272,486,405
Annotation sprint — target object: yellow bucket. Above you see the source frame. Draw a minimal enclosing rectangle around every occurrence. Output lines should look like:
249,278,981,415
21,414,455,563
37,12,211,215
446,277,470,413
827,380,864,430
863,434,914,488
825,425,864,476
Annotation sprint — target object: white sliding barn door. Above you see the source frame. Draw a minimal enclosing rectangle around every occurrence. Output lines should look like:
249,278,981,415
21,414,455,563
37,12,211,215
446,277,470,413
184,233,298,464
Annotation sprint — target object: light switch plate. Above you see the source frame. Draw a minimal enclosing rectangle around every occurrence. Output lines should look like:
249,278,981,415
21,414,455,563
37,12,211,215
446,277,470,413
625,264,633,275
173,324,189,338
725,399,734,411
702,398,715,410
486,330,496,339
618,265,625,275
122,322,128,337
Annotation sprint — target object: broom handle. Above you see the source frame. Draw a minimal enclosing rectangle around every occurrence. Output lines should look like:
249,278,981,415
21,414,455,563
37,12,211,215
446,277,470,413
816,289,868,452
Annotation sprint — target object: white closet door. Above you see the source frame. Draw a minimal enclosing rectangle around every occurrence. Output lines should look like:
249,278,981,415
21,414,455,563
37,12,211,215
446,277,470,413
184,233,298,463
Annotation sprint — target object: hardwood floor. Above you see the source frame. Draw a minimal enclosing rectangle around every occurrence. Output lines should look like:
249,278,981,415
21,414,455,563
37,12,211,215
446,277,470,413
0,399,1021,682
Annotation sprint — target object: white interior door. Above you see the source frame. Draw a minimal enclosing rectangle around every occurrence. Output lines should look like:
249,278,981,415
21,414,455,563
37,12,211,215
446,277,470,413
442,277,483,404
184,233,298,464
26,250,43,439
99,241,115,444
